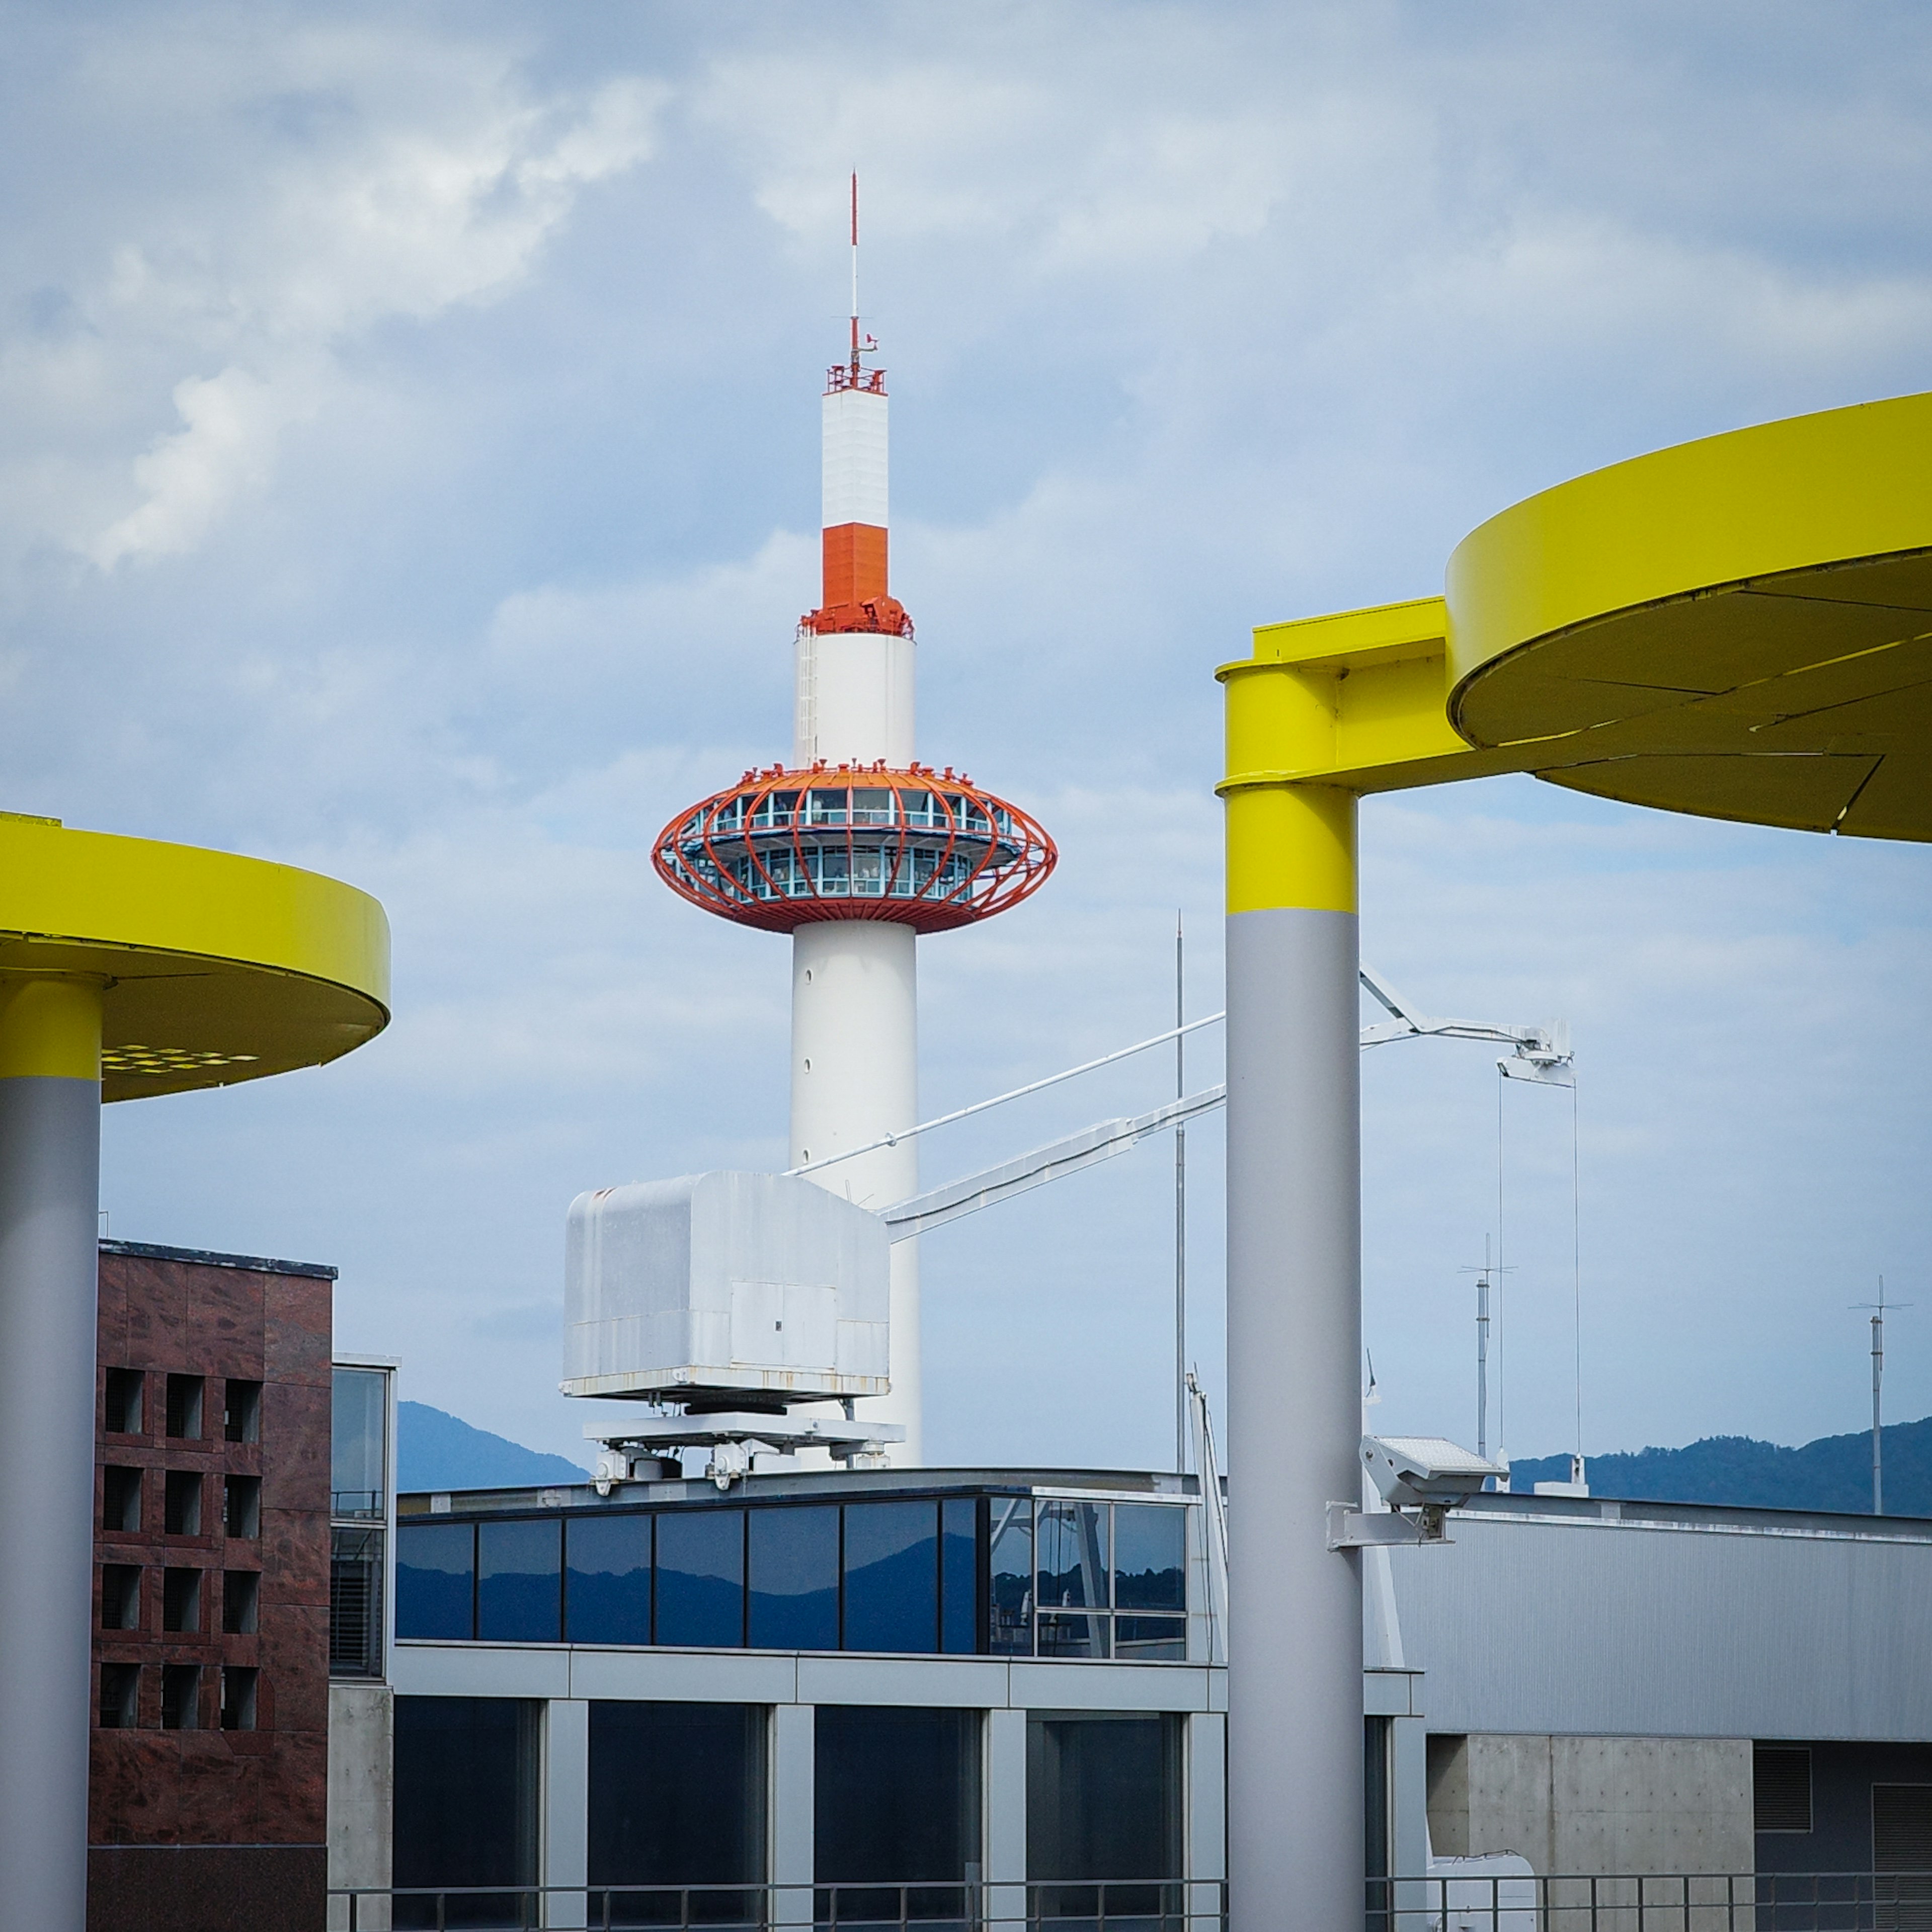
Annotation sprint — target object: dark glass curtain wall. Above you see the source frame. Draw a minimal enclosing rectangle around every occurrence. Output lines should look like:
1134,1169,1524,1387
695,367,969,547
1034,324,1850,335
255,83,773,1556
815,1705,982,1890
393,1697,539,1928
1027,1710,1182,1884
589,1701,766,1922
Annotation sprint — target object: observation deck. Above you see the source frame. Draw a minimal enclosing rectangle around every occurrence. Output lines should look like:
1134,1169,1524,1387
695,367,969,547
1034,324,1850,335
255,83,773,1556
654,763,1056,935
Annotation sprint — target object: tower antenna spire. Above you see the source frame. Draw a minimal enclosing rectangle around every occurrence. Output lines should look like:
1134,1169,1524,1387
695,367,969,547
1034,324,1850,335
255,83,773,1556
850,172,861,378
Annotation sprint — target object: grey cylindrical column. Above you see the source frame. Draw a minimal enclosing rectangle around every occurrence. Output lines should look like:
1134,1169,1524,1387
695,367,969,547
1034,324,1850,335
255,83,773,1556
1226,906,1363,1930
0,1061,104,1929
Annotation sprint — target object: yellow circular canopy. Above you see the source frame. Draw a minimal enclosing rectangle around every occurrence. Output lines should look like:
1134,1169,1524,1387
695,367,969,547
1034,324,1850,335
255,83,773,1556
0,813,390,1101
1446,390,1932,841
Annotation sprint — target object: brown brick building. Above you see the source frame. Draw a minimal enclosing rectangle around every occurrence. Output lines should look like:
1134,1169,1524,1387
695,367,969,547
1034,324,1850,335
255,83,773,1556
90,1239,335,1932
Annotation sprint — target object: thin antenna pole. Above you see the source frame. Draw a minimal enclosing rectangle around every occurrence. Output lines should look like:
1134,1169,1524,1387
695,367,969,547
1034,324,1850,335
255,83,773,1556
1572,1076,1584,1471
849,173,860,376
1174,911,1188,1474
1477,1235,1490,1462
1495,1066,1506,1481
1873,1277,1885,1517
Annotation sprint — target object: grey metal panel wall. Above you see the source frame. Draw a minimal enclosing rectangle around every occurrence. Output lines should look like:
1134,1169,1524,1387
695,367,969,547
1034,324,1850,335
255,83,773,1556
1388,1513,1932,1742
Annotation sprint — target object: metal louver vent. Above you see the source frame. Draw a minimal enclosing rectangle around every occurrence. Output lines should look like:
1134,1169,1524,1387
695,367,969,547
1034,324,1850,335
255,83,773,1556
1754,1745,1813,1833
1875,1785,1932,1873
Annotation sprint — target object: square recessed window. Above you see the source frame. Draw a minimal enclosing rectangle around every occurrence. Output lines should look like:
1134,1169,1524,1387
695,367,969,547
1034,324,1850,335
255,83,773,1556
223,1380,262,1444
102,1466,142,1534
162,1567,201,1634
104,1368,144,1435
164,1470,202,1537
101,1564,141,1632
160,1663,200,1731
223,1570,260,1636
165,1375,203,1440
99,1663,139,1730
220,1666,258,1732
224,1474,261,1539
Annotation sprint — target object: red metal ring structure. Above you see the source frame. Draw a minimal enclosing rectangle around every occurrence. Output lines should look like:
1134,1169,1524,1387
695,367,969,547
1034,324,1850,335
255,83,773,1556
654,762,1057,935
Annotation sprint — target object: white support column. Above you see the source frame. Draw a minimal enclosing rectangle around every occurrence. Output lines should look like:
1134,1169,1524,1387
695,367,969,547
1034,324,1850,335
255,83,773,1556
791,921,922,1462
1391,1715,1431,1919
772,1703,816,1928
986,1707,1028,1929
1225,903,1363,1932
0,978,103,1932
1186,1712,1228,1932
542,1699,589,1929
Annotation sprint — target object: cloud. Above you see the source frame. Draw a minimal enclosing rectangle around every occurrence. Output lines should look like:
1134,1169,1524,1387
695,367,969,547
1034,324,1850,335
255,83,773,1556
10,23,664,569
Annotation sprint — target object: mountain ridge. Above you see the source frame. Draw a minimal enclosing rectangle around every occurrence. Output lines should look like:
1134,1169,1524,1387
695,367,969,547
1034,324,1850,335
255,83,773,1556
1509,1414,1932,1516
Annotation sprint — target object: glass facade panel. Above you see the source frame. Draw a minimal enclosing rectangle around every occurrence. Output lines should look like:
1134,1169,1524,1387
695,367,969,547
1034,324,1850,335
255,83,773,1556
656,1509,744,1647
330,1526,383,1674
1037,1610,1108,1660
567,1513,652,1646
816,1705,981,1894
940,1498,977,1655
989,1497,1033,1655
1027,1711,1182,1882
843,1501,937,1654
1113,1616,1186,1661
748,1504,839,1650
1113,1504,1186,1611
332,1367,387,1519
1037,1501,1108,1609
477,1518,561,1643
397,1520,475,1640
589,1701,766,1922
394,1696,539,1928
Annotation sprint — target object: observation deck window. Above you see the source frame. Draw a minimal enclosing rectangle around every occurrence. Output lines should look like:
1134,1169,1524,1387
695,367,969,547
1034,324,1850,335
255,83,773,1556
851,789,894,825
396,1492,1189,1661
808,789,848,826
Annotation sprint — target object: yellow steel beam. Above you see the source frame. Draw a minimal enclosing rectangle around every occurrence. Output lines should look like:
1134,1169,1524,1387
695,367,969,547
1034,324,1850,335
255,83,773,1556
1223,389,1932,913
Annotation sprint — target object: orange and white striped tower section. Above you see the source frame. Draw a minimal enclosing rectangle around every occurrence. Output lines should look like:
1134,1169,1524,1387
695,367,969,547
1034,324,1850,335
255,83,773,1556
654,182,1055,1464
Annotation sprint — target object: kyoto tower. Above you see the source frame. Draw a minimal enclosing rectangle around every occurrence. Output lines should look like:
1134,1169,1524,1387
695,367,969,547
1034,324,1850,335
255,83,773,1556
654,181,1054,1464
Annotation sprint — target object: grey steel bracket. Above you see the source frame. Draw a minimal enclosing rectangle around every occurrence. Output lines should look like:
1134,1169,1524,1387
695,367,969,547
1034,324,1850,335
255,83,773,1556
1327,1501,1452,1550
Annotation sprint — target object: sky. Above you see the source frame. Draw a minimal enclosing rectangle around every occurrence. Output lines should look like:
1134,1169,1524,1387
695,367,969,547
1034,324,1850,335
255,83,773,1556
6,0,1931,1472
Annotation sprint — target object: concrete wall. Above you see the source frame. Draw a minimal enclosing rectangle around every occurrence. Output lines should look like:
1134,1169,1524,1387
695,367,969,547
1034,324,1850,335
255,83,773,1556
328,1679,393,1930
1427,1734,1753,1876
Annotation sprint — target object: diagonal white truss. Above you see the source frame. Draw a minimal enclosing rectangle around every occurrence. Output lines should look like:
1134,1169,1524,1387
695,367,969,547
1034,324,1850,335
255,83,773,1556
878,964,1573,1239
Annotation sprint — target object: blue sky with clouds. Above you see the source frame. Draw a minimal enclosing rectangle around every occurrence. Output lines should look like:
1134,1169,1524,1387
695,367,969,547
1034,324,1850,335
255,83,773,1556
8,1,1931,1471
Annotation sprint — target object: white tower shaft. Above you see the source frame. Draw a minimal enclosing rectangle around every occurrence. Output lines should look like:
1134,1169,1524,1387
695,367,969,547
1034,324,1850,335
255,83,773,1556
791,374,924,1463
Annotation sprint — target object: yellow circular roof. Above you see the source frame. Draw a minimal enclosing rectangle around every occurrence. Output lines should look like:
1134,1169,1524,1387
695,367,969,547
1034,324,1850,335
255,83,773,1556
1445,391,1932,840
0,814,390,1102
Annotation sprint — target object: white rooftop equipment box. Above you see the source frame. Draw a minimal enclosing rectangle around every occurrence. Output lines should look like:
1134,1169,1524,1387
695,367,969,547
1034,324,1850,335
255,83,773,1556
560,1171,891,1404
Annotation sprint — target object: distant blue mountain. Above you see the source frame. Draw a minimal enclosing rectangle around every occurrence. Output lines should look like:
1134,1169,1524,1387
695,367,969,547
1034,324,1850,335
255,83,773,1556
1510,1414,1932,1517
397,1401,589,1492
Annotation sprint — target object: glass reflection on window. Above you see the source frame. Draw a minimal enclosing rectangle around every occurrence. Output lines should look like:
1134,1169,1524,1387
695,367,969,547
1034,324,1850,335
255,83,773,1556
989,1497,1032,1656
843,1500,937,1654
747,1505,838,1650
1112,1504,1186,1611
1037,1501,1108,1609
655,1509,744,1648
477,1519,561,1644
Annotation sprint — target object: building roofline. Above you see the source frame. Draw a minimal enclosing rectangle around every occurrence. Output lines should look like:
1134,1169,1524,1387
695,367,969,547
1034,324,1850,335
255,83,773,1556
98,1237,338,1281
1466,1487,1932,1542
